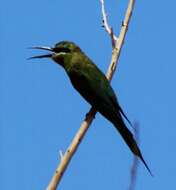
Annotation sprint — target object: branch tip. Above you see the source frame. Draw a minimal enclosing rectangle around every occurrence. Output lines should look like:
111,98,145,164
59,150,64,161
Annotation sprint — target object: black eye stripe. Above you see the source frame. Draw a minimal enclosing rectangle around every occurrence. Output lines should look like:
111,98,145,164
53,47,71,53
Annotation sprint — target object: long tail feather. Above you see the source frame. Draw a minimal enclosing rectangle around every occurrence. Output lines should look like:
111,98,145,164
113,117,153,176
119,106,133,127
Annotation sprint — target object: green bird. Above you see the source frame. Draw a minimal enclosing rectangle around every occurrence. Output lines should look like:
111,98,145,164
30,41,152,175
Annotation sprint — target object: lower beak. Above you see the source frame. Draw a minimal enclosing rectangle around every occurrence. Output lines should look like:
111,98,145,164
28,46,53,60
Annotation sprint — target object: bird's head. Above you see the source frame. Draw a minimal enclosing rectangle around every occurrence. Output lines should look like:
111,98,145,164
29,41,81,68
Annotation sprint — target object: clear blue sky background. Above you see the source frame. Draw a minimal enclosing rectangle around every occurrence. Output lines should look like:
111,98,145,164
1,1,175,189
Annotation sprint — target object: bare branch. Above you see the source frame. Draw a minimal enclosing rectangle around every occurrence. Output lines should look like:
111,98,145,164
46,1,135,189
106,0,135,80
100,0,117,47
128,122,139,190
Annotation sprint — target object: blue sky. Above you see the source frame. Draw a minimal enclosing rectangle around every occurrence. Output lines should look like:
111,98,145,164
1,0,175,189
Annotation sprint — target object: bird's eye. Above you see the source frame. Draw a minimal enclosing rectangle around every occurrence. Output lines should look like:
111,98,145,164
53,47,71,53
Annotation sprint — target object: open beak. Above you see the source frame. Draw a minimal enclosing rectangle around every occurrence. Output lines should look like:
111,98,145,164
28,46,54,60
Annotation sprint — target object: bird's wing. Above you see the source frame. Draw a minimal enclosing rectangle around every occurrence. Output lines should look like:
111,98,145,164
68,63,114,106
68,63,131,125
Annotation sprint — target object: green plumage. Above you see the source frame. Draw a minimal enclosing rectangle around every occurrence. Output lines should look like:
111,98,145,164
30,41,152,175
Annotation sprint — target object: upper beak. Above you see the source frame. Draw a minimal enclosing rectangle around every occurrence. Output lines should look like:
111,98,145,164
28,46,54,60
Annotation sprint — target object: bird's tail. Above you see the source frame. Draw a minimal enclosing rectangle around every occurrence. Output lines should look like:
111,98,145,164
113,116,153,176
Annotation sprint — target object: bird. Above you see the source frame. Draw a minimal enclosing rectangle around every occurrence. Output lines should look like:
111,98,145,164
29,41,152,175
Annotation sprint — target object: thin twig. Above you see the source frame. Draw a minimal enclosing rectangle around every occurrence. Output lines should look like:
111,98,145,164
128,122,139,190
46,1,135,189
100,0,117,47
59,150,64,161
